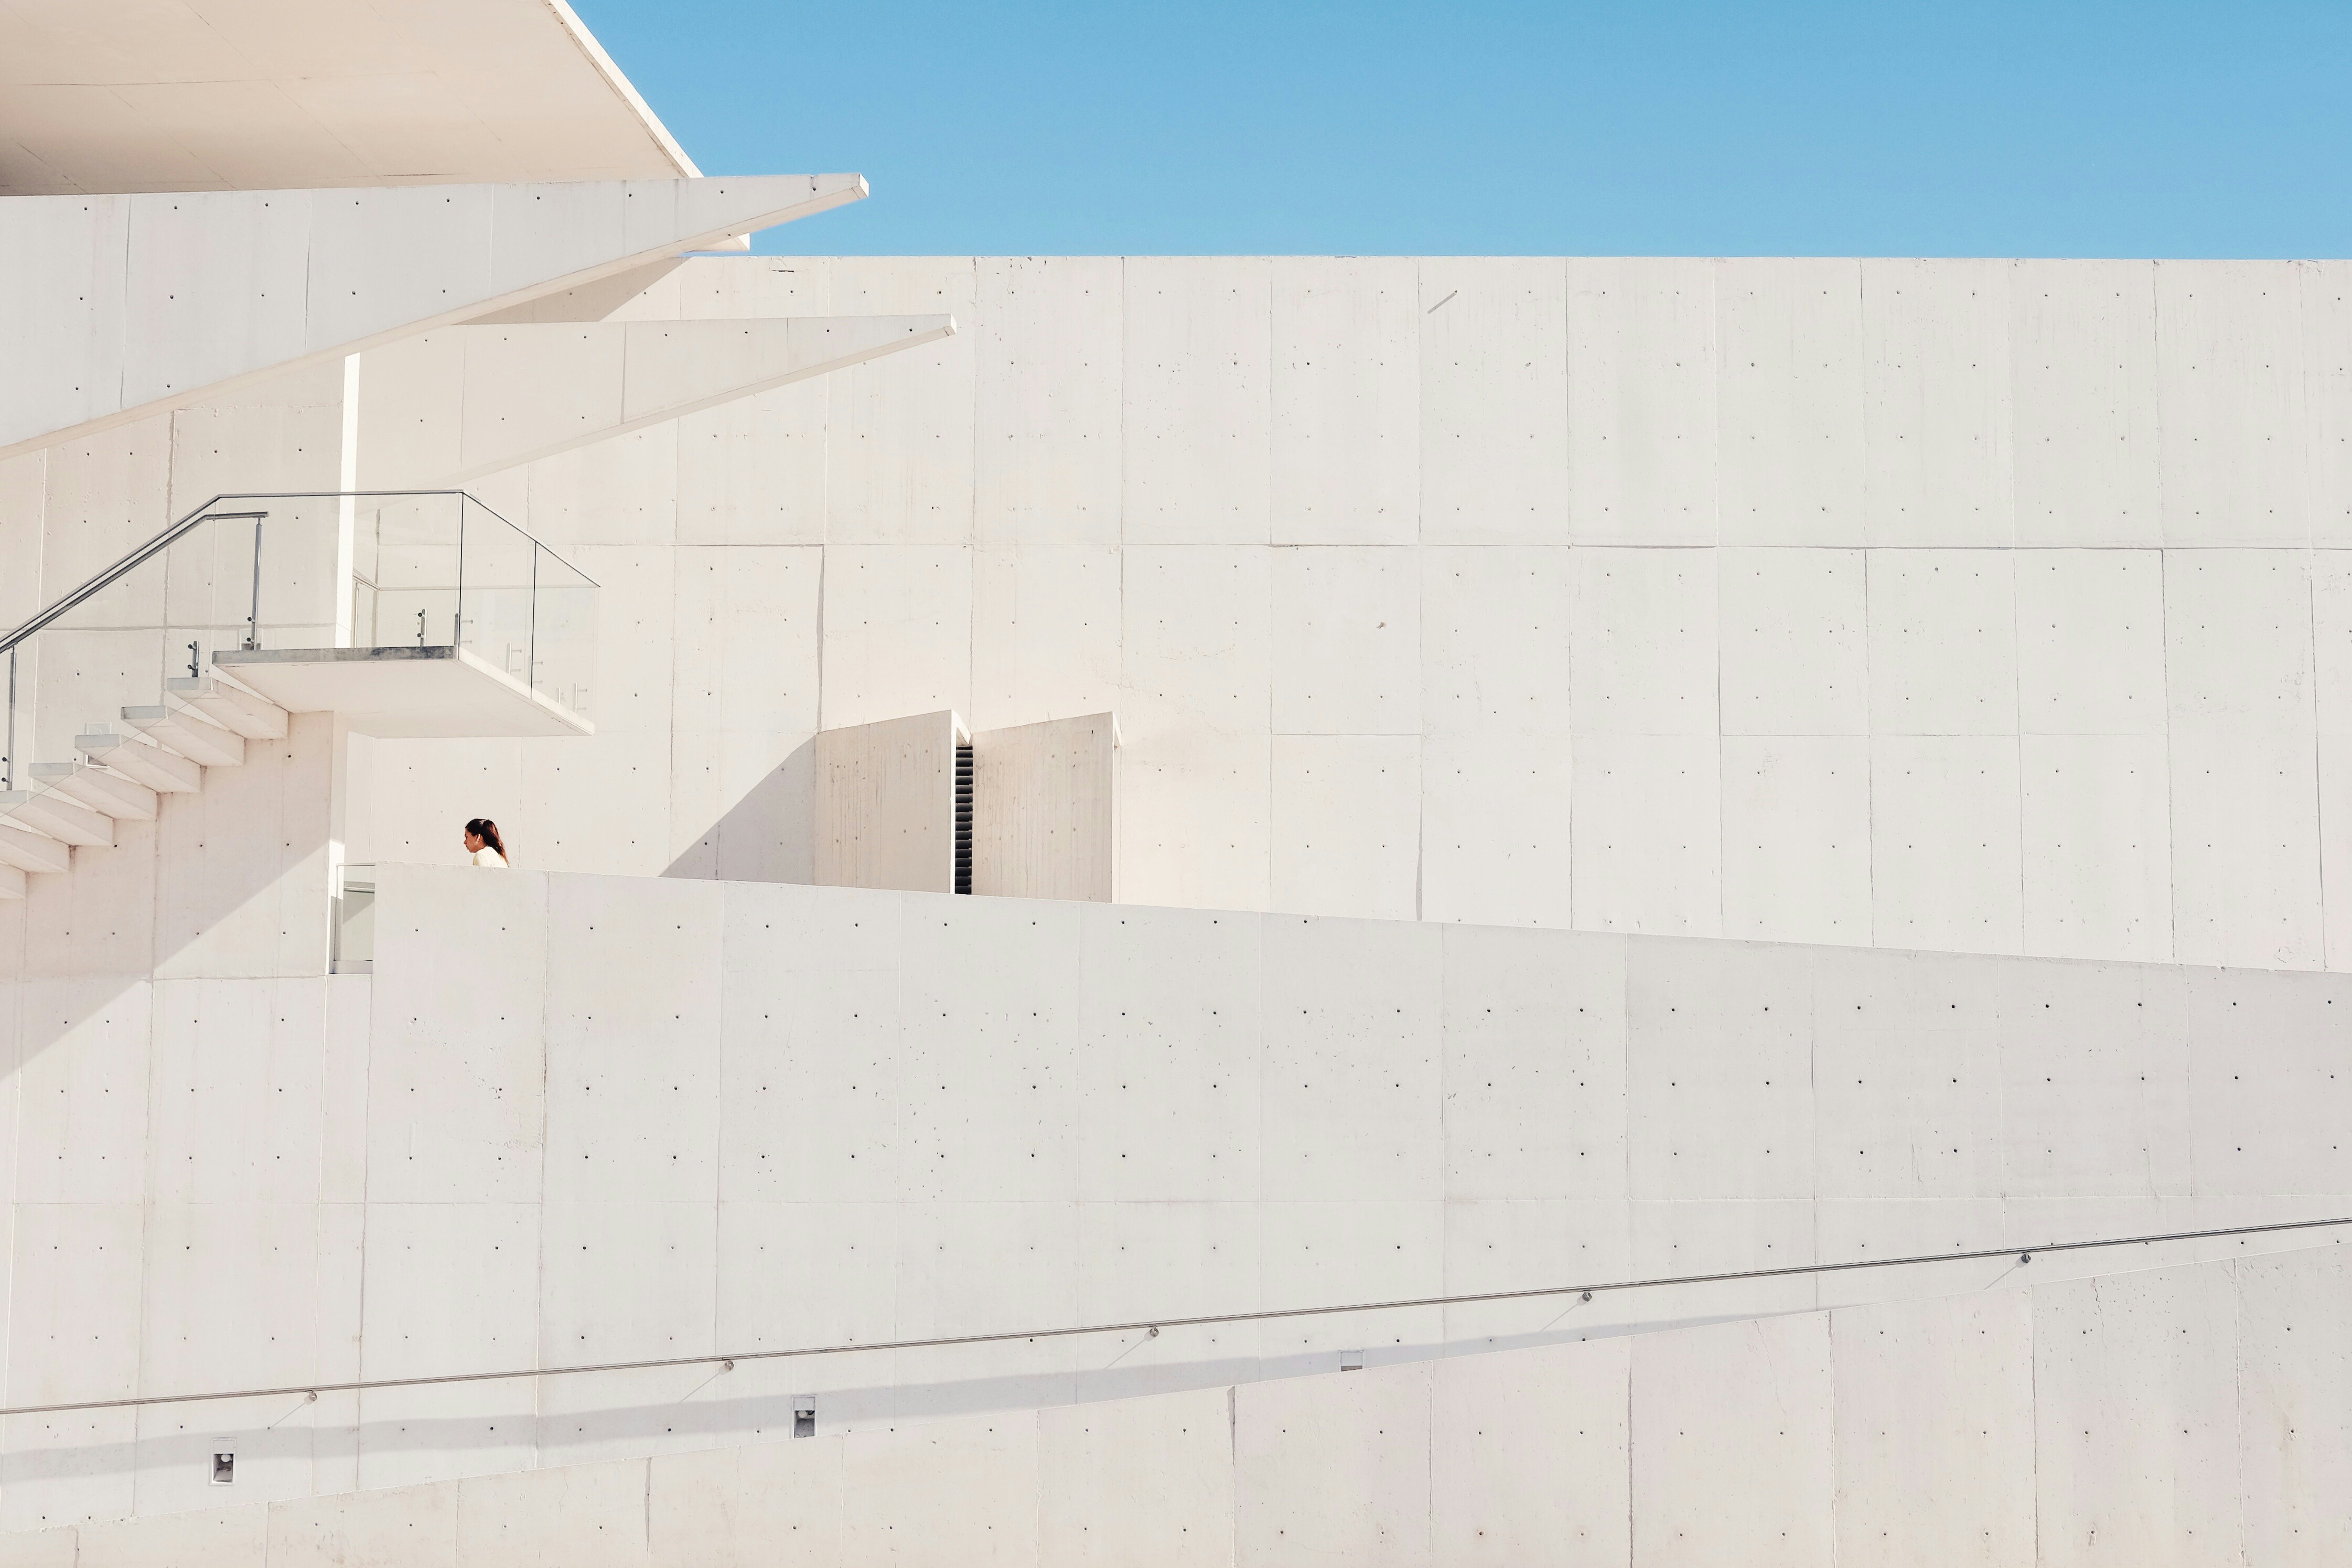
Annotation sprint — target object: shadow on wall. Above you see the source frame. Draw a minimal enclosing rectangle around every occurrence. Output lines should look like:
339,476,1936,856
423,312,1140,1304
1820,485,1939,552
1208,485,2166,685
0,1308,1813,1491
3,712,337,1072
661,736,818,886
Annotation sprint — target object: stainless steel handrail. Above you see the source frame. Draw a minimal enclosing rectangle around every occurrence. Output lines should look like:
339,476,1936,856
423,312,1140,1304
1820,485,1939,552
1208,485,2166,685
2,1213,2342,1420
0,488,599,658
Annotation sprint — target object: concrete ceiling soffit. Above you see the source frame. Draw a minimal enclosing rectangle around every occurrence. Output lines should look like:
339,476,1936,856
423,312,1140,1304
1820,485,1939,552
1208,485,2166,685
0,172,867,459
367,315,959,486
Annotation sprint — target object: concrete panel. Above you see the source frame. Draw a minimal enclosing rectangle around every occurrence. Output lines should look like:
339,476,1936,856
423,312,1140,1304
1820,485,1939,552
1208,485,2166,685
1268,735,1419,919
2021,734,2173,961
1567,547,1717,735
2033,1263,2244,1566
1417,545,1573,736
1259,915,1442,1203
1830,1290,2035,1566
974,256,1123,545
536,1201,718,1462
1570,735,1721,937
1038,1387,1233,1568
817,547,972,730
1270,257,1419,545
1625,939,1814,1205
972,713,1118,902
1074,901,1261,1204
717,879,904,1205
813,711,962,896
453,1456,648,1568
527,427,676,547
898,896,1084,1203
1430,1337,1630,1564
1811,950,2004,1202
1270,547,1419,736
146,982,331,1204
364,865,546,1204
2011,260,2162,545
1865,549,2017,735
888,1203,1081,1419
2324,734,2352,971
76,1506,266,1568
352,1205,540,1490
37,416,171,631
1419,257,1569,544
2157,260,2310,544
673,380,829,545
646,1439,840,1568
1716,257,1866,545
457,324,623,483
2015,550,2167,735
1997,959,2192,1201
2237,1247,2352,1564
1123,256,1271,544
2314,551,2352,735
1630,1313,1835,1567
1418,732,1574,929
1718,547,1867,736
838,1415,1040,1568
1440,923,1627,1201
969,544,1121,731
1566,255,1717,544
1870,736,2023,954
823,259,975,546
1233,1360,1432,1566
678,257,834,319
1861,258,2013,545
2310,261,2352,545
266,1480,460,1568
1116,727,1271,913
2168,728,2323,969
2178,966,2352,1200
1721,735,1871,945
1071,1202,1260,1401
13,976,153,1204
1119,546,1271,737
2165,549,2316,730
0,1529,76,1567
1,194,130,450
542,874,723,1201
6,1201,145,1404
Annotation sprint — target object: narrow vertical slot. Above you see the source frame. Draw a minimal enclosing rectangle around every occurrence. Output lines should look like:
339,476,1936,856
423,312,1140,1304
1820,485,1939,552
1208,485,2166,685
954,741,974,895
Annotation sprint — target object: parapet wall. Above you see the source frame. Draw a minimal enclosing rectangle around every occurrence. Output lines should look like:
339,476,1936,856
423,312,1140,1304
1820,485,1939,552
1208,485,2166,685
2,864,2346,1527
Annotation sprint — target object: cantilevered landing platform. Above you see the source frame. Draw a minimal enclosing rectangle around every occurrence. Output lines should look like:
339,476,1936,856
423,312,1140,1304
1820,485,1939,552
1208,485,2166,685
213,646,592,738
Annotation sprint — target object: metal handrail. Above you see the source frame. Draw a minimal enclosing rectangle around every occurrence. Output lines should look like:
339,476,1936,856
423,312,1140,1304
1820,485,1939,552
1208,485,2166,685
2,1213,2343,1420
0,488,598,658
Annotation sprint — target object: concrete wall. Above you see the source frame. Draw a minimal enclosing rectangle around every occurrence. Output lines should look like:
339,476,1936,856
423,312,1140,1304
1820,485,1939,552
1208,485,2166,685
972,713,1117,901
335,255,2352,971
5,866,2339,1527
6,1243,2345,1565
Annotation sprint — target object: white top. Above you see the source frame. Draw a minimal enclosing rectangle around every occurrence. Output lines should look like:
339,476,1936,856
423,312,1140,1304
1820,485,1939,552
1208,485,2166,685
471,846,507,867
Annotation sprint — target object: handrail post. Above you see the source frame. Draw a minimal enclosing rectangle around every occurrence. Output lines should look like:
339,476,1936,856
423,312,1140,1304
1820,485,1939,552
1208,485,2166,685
453,495,466,647
244,518,264,650
528,543,540,699
4,645,14,791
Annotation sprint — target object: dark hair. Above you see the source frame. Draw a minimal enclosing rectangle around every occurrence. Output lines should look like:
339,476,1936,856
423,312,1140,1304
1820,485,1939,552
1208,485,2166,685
465,818,508,860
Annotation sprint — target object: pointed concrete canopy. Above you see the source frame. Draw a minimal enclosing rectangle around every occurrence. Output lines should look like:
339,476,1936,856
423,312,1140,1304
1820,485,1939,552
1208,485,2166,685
360,315,959,486
0,173,866,458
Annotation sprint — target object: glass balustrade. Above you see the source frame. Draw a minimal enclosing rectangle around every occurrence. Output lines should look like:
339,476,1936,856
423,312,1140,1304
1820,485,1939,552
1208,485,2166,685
1,490,597,789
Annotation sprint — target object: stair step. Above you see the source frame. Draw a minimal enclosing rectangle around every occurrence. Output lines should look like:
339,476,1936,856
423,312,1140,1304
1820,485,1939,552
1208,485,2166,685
0,863,22,901
77,731,203,793
0,789,113,847
0,822,70,875
166,676,288,740
32,761,159,822
123,705,245,768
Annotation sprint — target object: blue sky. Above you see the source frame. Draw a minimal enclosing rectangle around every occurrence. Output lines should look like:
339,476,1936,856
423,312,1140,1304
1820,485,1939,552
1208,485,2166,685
573,0,2352,258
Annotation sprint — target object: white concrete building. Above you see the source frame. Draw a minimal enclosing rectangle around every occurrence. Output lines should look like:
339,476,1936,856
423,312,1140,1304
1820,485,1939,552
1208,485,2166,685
2,3,2349,1562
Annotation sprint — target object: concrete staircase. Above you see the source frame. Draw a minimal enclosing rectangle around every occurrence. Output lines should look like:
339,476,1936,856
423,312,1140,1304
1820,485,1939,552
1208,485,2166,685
0,675,289,900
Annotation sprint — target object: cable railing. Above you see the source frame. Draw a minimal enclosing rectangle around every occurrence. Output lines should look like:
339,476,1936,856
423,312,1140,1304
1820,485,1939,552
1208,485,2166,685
1,491,596,788
3,1213,2343,1420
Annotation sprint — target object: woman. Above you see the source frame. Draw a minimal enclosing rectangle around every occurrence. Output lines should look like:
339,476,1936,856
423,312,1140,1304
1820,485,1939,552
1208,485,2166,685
463,818,509,867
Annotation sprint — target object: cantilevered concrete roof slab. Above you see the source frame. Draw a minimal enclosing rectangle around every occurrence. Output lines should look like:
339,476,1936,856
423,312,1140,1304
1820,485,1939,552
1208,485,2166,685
0,0,695,195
